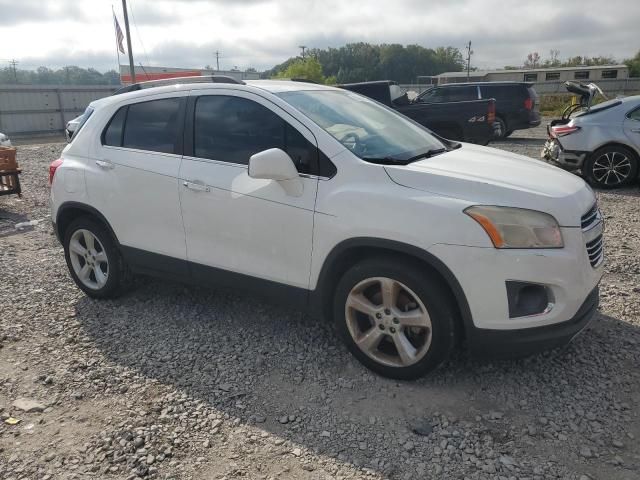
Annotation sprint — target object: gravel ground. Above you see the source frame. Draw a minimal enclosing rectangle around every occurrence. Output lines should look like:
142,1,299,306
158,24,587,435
1,126,639,480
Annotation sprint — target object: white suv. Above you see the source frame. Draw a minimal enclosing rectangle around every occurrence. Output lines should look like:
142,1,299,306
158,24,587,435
50,77,603,379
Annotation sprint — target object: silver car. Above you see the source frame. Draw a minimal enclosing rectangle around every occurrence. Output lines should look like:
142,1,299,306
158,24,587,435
542,93,640,188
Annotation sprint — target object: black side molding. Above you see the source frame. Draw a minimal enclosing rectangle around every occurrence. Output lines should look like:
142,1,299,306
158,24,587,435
55,202,120,244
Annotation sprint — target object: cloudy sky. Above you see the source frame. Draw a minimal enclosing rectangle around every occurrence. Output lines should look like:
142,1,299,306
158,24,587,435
2,0,638,73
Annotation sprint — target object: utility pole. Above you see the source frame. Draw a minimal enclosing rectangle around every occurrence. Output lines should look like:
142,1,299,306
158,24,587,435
9,59,18,83
121,0,136,84
465,41,473,80
214,51,220,71
298,45,307,58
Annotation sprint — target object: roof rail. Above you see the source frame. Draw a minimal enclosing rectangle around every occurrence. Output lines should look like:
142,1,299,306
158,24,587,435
113,75,246,95
290,78,320,84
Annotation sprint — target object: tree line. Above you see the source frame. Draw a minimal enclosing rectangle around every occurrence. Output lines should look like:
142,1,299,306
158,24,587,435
0,66,121,85
515,49,640,73
264,43,465,84
1,46,638,86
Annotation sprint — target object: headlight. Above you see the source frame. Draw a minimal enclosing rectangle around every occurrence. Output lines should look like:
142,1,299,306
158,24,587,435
465,206,563,249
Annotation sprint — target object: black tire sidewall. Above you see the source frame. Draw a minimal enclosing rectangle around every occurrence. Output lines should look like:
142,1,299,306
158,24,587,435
495,117,507,139
333,258,457,380
585,146,639,189
63,217,123,298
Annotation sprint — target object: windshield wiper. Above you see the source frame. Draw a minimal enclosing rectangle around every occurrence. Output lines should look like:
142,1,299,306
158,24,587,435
404,148,447,163
362,148,448,166
361,156,410,165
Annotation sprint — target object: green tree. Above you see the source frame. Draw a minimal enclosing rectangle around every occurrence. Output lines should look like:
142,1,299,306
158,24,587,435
624,50,640,77
274,57,326,83
265,42,465,84
0,65,123,85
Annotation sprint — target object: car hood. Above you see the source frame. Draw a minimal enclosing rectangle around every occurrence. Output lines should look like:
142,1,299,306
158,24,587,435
383,143,595,227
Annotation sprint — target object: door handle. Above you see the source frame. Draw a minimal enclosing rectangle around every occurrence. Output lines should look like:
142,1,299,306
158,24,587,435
183,180,210,192
631,128,640,133
95,159,115,169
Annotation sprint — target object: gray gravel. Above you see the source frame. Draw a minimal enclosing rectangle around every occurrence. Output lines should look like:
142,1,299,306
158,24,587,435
1,129,639,480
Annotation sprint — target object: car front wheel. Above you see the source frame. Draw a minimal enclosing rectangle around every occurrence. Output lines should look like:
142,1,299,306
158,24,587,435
584,146,638,188
333,258,458,380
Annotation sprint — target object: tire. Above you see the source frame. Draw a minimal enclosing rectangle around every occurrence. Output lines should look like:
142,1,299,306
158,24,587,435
494,117,508,139
333,257,458,380
584,145,639,189
63,216,131,299
503,130,514,138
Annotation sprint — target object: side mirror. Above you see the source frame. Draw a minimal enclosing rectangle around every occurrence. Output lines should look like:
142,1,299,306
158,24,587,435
248,148,303,196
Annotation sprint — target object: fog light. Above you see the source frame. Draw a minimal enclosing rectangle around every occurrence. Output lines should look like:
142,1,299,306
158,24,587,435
506,281,553,318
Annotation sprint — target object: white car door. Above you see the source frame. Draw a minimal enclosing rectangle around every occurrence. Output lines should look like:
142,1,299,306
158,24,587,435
86,93,189,275
179,89,319,296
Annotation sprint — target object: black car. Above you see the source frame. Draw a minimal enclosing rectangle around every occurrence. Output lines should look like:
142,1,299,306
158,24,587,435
339,81,497,145
417,82,540,138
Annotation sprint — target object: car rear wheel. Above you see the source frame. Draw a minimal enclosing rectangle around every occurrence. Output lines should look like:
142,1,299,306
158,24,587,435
584,146,638,189
64,217,131,298
333,258,457,380
494,117,508,139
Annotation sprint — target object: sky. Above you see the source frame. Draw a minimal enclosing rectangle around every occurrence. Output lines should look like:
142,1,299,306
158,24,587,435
1,0,638,73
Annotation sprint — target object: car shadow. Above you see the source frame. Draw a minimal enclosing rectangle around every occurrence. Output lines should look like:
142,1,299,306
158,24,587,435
75,279,640,478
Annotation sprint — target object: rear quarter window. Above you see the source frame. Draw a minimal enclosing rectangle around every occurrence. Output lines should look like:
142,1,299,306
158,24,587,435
481,85,525,100
70,106,94,141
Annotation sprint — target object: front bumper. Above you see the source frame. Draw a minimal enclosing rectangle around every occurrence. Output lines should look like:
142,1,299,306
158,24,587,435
467,286,599,358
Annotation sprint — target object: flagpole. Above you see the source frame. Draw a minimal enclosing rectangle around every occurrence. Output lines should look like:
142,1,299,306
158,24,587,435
121,0,136,84
112,6,121,82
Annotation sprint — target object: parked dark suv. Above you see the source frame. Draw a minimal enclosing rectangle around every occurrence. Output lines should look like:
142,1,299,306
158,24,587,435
418,82,541,138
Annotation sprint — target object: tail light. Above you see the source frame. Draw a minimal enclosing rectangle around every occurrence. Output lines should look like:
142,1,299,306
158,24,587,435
550,125,580,138
524,98,533,110
487,101,496,123
49,158,63,185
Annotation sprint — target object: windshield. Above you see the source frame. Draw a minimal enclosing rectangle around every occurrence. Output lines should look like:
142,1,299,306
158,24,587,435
277,90,446,162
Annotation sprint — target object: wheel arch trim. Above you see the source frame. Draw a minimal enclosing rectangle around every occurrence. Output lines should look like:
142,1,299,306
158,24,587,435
312,237,473,332
55,201,120,245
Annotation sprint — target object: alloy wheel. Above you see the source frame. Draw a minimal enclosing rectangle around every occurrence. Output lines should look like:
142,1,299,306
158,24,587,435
68,229,109,290
345,277,432,367
592,151,632,186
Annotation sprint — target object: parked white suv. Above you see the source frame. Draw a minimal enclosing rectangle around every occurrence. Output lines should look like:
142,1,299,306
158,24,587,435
50,78,603,379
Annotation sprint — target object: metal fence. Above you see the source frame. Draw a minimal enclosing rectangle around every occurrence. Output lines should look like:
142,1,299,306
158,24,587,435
3,79,639,138
401,78,640,97
0,85,118,137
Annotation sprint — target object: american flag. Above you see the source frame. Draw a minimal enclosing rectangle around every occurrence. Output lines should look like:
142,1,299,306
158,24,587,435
113,12,125,54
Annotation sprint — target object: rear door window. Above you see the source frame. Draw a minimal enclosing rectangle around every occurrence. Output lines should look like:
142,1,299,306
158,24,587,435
446,86,477,102
420,88,446,103
122,98,182,154
193,95,315,174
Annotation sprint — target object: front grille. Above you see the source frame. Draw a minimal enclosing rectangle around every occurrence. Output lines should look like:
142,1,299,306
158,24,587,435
581,204,598,229
581,203,604,268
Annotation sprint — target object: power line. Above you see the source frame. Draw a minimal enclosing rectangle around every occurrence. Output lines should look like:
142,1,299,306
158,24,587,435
127,0,152,69
9,59,18,83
